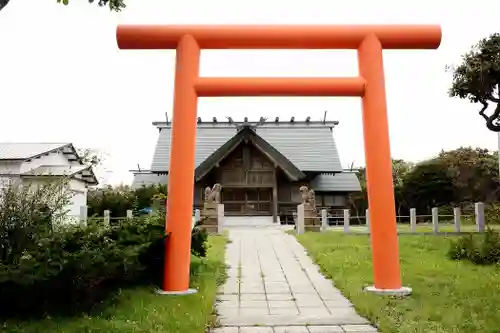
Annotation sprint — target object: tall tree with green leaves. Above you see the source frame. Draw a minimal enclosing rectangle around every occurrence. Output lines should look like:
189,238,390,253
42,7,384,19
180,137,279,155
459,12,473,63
437,147,499,203
447,33,500,131
402,160,456,213
392,159,413,220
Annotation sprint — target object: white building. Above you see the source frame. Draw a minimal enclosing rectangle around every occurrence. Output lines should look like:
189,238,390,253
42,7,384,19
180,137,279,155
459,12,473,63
0,143,98,217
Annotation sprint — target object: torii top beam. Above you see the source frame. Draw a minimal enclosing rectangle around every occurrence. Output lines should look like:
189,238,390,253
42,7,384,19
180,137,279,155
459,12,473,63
116,24,442,50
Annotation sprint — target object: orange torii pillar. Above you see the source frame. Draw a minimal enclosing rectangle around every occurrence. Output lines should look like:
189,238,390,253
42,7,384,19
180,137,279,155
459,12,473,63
116,25,441,295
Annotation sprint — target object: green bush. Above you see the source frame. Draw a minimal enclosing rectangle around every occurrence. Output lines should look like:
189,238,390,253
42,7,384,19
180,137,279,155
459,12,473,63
448,228,500,265
485,202,500,225
0,178,72,264
0,216,165,316
191,227,208,257
0,181,208,318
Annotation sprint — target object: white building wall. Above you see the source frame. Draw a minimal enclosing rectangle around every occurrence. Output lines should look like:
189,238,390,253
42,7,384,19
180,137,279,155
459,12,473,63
0,161,22,190
0,161,22,174
69,179,88,217
12,177,87,222
19,151,75,173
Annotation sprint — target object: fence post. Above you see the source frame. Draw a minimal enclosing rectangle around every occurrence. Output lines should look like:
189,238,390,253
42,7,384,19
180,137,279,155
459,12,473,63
343,209,350,233
103,210,110,226
365,208,370,232
410,208,417,233
475,202,485,232
126,210,133,219
321,209,328,232
217,204,224,234
296,204,305,235
453,207,461,233
79,205,88,226
194,209,201,225
432,207,439,233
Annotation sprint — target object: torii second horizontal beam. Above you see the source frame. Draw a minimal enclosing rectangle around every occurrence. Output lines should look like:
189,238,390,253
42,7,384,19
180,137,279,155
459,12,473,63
194,77,366,97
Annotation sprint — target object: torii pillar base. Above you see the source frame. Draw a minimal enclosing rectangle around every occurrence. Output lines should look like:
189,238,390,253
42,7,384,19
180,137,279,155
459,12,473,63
364,286,412,297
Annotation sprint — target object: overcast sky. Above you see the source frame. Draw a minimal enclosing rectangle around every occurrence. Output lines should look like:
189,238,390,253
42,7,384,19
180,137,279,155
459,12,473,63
0,0,498,185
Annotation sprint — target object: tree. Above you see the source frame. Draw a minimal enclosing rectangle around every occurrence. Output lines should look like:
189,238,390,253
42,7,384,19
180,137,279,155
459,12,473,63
0,177,72,262
348,160,413,222
447,33,500,131
436,147,499,203
0,0,9,12
57,0,126,11
392,159,413,220
134,184,168,210
402,160,456,213
77,148,106,168
87,185,134,217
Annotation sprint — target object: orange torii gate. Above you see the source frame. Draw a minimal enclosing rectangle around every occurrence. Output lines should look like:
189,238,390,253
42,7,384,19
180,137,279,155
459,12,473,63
116,25,441,295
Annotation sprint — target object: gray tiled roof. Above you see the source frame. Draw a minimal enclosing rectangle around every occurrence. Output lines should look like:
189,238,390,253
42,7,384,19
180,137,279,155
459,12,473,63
150,122,343,173
131,171,169,189
0,143,70,160
310,172,361,192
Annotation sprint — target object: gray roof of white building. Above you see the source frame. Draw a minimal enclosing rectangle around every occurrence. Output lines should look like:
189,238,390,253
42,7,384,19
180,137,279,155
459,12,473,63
0,143,72,160
150,120,343,173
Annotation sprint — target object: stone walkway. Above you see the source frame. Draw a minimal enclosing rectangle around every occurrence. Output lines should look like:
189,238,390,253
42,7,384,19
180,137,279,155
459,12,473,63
212,218,379,333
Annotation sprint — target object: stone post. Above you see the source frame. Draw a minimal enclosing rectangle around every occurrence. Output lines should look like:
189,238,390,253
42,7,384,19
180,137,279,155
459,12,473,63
321,209,328,232
365,208,370,232
475,202,485,232
194,209,201,225
79,205,88,226
103,210,110,226
126,210,133,219
453,207,461,233
410,208,417,233
431,207,439,233
296,204,305,235
217,204,224,234
343,209,350,233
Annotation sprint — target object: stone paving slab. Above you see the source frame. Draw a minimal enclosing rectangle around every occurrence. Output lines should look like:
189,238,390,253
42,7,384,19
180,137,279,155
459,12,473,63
212,219,378,333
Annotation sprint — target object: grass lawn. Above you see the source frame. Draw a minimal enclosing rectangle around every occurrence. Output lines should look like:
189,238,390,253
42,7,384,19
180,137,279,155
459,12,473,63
2,235,227,333
296,232,500,333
